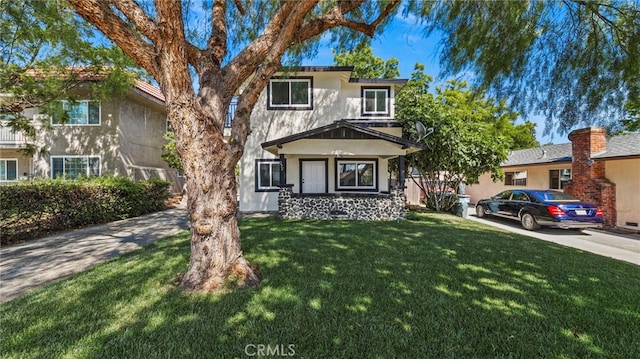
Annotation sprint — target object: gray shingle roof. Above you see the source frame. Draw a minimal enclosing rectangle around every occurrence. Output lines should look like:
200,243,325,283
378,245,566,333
592,132,640,159
503,143,572,167
503,132,640,166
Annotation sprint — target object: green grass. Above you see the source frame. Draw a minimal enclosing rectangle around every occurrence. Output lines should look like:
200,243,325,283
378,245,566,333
2,212,639,358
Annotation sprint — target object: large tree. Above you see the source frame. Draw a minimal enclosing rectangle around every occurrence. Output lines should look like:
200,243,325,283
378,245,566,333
66,0,399,291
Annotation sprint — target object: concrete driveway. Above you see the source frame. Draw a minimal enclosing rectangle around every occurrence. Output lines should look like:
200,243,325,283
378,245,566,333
0,206,189,304
467,207,640,266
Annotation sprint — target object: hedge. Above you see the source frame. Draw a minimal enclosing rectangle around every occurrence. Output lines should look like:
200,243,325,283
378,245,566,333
0,176,171,245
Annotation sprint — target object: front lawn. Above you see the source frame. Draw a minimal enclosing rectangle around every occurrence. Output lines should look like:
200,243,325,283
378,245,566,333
1,212,639,358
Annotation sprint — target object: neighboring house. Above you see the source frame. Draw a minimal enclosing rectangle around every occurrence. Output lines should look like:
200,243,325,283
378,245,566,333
465,127,640,230
0,79,183,192
238,66,423,220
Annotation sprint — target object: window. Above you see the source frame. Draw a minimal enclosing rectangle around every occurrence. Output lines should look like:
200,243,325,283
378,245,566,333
549,169,571,189
51,156,100,179
52,100,100,125
256,159,281,192
362,87,390,116
504,171,527,186
268,77,312,110
498,190,513,200
0,159,18,181
512,191,531,202
336,159,377,190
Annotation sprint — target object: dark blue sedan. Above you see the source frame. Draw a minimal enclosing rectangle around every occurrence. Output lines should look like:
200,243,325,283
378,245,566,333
475,189,604,231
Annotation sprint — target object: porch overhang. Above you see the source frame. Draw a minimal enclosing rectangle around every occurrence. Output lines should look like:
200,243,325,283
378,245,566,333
261,121,424,157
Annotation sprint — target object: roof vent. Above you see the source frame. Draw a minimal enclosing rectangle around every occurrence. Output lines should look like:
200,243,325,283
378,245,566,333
541,150,547,159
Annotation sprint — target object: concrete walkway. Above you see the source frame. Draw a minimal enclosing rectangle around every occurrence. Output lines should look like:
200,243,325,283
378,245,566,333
0,206,188,304
466,207,640,266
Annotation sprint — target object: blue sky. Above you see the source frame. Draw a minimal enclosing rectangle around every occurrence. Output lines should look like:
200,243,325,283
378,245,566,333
308,13,564,145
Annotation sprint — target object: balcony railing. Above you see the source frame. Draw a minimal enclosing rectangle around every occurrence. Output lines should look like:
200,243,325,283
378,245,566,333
0,125,28,147
225,101,237,128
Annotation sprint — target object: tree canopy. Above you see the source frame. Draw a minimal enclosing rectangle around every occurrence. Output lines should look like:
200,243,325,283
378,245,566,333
409,0,640,135
396,65,534,211
333,43,399,79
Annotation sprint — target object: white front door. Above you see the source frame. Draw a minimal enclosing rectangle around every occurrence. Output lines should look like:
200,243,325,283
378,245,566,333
301,161,326,193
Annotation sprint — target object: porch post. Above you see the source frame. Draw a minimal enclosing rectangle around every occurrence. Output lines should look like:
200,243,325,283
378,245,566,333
398,155,406,189
279,154,286,186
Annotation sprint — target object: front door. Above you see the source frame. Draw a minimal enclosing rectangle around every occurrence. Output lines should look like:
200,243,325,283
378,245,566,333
301,160,326,193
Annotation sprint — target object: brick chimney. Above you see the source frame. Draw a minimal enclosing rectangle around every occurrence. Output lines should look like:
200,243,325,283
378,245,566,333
564,127,616,227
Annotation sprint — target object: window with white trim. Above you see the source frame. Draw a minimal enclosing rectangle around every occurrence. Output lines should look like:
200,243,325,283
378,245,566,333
337,160,376,190
51,156,100,179
504,171,527,186
0,159,18,181
549,168,571,189
256,159,281,192
268,77,312,110
52,100,100,125
362,87,389,116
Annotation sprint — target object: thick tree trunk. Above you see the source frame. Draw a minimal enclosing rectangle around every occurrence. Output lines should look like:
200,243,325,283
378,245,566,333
179,169,261,290
173,104,261,291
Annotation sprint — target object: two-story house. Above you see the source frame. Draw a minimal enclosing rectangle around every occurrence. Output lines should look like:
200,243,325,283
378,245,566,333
0,79,183,192
238,66,424,220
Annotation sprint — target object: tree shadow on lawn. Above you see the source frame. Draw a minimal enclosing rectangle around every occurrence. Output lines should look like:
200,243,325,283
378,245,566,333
1,213,639,358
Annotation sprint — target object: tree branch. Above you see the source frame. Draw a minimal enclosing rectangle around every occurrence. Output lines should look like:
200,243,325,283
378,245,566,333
231,0,245,15
220,0,299,101
67,0,159,78
112,0,159,43
297,0,400,42
205,0,227,67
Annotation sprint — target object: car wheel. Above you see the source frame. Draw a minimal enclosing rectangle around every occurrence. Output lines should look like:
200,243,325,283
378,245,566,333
520,212,540,231
476,205,486,218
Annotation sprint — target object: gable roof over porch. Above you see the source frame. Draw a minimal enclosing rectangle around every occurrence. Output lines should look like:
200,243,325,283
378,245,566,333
261,121,424,156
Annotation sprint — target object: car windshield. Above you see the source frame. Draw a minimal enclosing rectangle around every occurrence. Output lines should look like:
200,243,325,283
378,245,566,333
532,191,580,202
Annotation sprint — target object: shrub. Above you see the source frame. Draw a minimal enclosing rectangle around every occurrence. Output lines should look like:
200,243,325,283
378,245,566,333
0,176,171,244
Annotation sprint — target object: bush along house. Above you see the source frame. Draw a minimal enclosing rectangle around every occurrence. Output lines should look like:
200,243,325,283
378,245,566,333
237,66,424,220
465,127,640,230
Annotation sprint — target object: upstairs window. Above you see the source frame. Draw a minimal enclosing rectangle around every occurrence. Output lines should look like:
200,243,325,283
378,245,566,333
504,171,527,186
51,156,100,179
52,100,100,125
268,77,313,110
362,87,389,116
256,159,282,192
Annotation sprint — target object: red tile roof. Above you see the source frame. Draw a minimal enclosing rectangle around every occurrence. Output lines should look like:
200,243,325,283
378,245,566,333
133,79,165,103
24,66,165,103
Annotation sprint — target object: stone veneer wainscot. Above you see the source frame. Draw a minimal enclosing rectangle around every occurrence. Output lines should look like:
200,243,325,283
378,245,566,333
278,185,407,220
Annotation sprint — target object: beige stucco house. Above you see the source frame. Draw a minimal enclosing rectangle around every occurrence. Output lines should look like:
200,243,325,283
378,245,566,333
465,128,640,231
0,80,183,191
238,66,423,219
